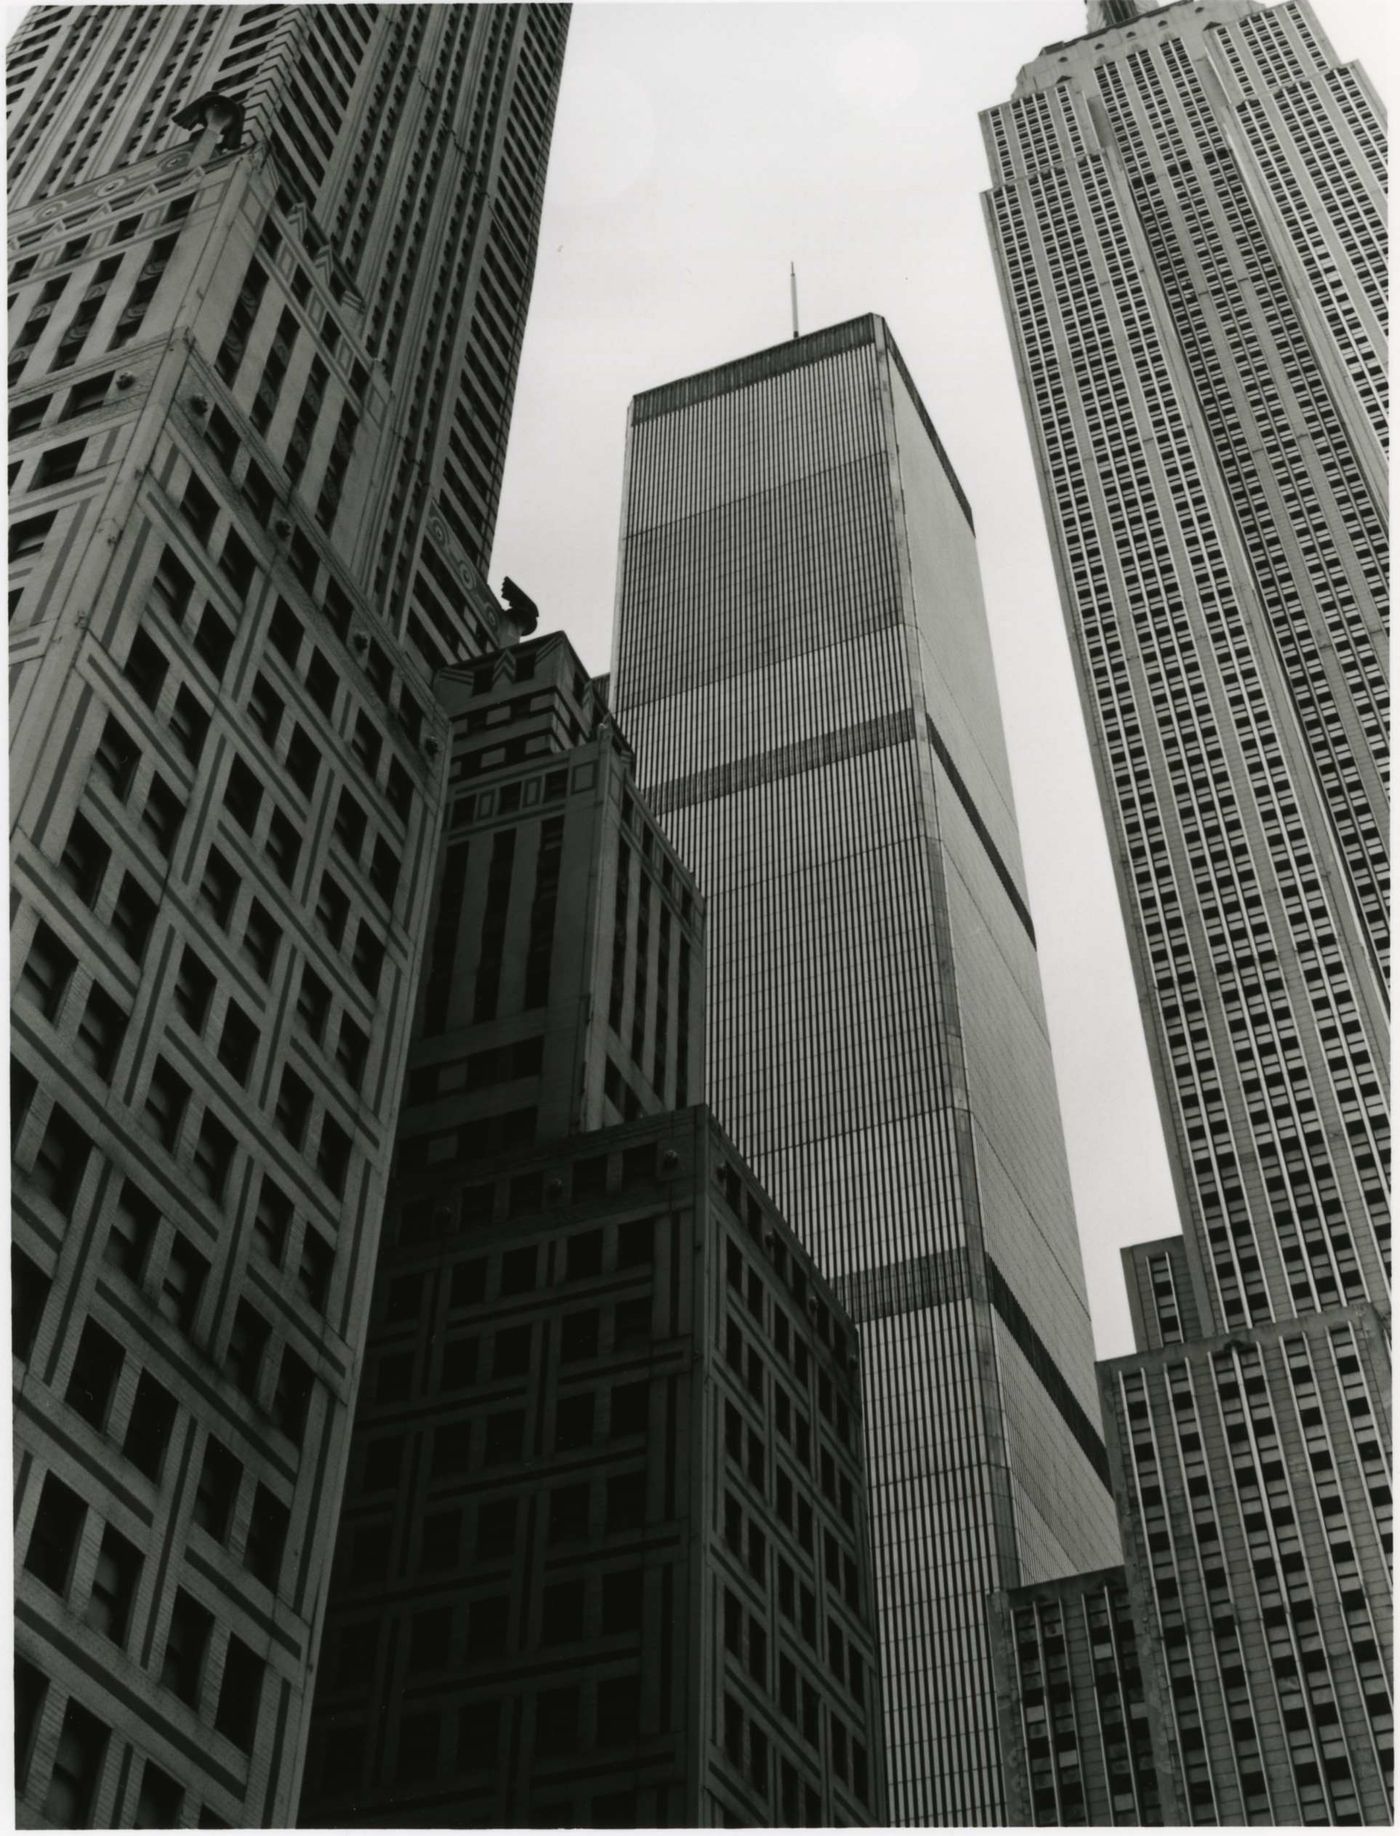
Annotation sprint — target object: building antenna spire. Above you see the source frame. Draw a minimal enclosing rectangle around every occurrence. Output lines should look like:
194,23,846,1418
790,261,800,341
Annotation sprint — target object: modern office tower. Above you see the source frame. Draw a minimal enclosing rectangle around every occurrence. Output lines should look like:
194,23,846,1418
11,7,566,1825
612,314,1122,1824
399,631,703,1165
988,1565,1182,1826
983,0,1390,1822
303,640,886,1827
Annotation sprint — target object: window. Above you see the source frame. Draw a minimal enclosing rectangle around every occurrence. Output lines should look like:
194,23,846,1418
152,548,193,624
159,1234,209,1333
335,1016,368,1091
245,1485,288,1588
607,1470,646,1532
601,1568,643,1635
317,1115,351,1195
561,1310,599,1363
78,991,128,1086
554,1393,594,1451
85,1525,142,1647
93,714,140,796
297,1229,333,1314
106,1183,157,1280
58,811,109,906
242,900,281,979
19,922,76,1018
295,965,331,1041
421,1509,460,1573
223,757,262,832
14,1657,48,1797
334,788,367,856
597,1674,642,1747
193,606,233,679
181,475,218,545
66,1320,123,1430
123,1371,178,1481
247,674,284,745
161,1589,213,1705
143,1058,189,1149
24,1473,87,1594
107,879,153,968
193,1111,235,1200
611,1380,648,1437
140,775,184,857
286,723,319,794
214,1636,264,1752
34,439,85,487
253,1177,291,1265
265,809,300,884
534,1686,579,1756
10,512,55,562
272,1347,313,1444
225,1301,269,1400
275,1070,312,1148
42,1699,109,1826
170,686,209,763
219,529,256,598
192,1437,241,1542
351,923,383,994
493,1325,532,1380
29,1101,93,1217
218,1002,258,1082
316,874,349,946
198,848,239,929
12,1247,50,1364
134,1760,183,1828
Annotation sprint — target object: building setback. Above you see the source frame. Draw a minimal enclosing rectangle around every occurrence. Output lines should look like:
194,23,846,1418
983,0,1390,1821
302,632,887,1827
611,313,1121,1824
10,6,567,1825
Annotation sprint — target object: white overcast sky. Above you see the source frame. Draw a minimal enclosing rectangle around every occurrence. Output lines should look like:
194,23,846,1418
493,0,1389,1357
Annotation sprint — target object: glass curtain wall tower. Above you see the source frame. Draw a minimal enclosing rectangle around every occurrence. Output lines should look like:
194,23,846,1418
10,6,566,1825
983,0,1390,1821
612,315,1121,1825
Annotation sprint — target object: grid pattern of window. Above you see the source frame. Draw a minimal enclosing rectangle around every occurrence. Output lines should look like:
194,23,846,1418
400,632,706,1162
982,5,1390,1819
613,314,1121,1823
302,1111,887,1828
9,6,567,1823
1102,1307,1391,1824
981,0,1388,1336
991,1566,1183,1826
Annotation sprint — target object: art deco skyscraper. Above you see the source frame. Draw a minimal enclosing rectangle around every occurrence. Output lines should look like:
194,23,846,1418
983,0,1390,1822
982,0,1386,1338
10,7,566,1825
612,315,1122,1824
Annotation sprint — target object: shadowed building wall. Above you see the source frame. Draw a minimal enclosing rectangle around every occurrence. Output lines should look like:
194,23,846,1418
10,6,567,1823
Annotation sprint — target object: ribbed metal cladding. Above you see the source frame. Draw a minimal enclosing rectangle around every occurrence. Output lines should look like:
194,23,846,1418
613,315,1120,1824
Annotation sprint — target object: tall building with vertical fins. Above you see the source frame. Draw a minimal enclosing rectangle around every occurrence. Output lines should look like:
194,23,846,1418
611,314,1122,1825
983,0,1390,1821
9,6,566,1825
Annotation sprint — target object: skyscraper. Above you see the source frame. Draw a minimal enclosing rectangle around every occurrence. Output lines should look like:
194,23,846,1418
301,632,887,1827
983,0,1390,1821
612,314,1122,1824
10,7,566,1824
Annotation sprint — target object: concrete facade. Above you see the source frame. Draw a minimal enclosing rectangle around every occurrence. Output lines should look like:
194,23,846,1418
10,7,566,1824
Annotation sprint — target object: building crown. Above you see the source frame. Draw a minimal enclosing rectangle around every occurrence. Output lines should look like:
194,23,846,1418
1086,0,1155,29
